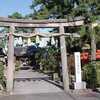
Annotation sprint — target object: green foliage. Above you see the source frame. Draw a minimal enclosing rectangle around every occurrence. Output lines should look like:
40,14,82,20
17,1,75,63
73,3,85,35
83,61,100,88
8,12,23,19
15,60,20,71
83,63,97,89
79,25,91,45
30,0,100,19
35,45,59,73
0,61,6,89
29,0,100,61
30,0,71,19
95,26,100,43
8,12,34,33
0,36,7,49
96,61,100,86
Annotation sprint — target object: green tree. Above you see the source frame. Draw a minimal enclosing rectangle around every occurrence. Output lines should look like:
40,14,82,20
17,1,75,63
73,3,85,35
29,0,100,89
30,0,73,19
83,63,97,89
8,12,23,19
35,45,59,72
68,0,100,63
8,12,34,33
29,0,100,63
30,0,100,52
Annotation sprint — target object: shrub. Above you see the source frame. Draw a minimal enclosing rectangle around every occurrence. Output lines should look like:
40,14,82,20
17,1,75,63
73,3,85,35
15,60,20,71
35,46,59,73
83,63,97,89
96,61,100,87
0,61,6,90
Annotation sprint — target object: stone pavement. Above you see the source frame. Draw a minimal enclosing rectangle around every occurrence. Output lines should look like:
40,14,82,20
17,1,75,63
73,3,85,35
70,92,100,100
0,91,100,100
0,92,73,100
13,69,63,95
0,66,99,100
14,69,49,79
13,79,63,95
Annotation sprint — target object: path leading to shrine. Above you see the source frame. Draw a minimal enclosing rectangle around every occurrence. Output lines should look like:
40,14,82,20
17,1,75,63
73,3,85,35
12,65,63,95
0,65,100,100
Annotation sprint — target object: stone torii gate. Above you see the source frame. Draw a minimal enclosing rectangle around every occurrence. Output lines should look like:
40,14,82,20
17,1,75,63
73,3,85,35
0,17,84,93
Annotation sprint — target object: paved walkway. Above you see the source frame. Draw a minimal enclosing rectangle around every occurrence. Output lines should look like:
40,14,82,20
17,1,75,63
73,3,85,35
13,79,63,95
0,92,73,100
14,69,49,79
1,65,99,100
13,67,63,95
0,91,100,100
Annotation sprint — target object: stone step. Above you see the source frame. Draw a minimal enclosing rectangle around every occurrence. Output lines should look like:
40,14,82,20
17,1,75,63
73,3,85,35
20,67,30,70
14,70,49,79
13,80,63,95
14,76,50,82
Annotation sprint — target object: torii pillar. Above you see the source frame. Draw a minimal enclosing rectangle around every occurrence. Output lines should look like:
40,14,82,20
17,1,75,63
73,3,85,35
7,25,15,93
59,25,69,91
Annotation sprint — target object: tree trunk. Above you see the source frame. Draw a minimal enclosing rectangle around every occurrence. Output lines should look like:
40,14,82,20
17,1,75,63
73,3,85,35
91,27,96,63
90,26,97,89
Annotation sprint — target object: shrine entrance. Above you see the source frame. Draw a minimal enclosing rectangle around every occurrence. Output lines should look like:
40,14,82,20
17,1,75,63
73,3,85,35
0,17,84,94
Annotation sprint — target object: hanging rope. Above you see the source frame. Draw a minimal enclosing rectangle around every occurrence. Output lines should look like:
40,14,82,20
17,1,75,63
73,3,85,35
51,36,55,45
36,35,40,44
13,33,80,38
0,32,80,38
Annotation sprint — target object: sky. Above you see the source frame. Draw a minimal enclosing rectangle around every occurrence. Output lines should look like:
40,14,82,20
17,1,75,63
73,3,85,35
0,0,32,17
0,0,52,47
